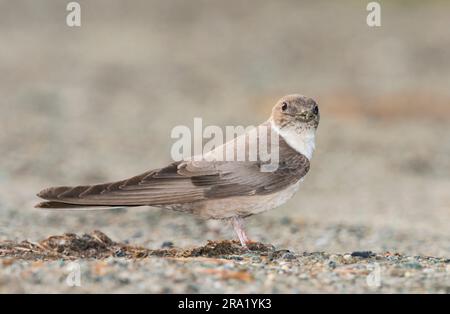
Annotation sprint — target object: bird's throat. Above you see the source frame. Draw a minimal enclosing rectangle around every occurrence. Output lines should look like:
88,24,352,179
271,121,316,160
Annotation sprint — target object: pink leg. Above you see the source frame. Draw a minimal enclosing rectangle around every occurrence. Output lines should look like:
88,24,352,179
231,217,250,247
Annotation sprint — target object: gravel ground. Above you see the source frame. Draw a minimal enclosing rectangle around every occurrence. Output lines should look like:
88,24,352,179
0,1,449,293
1,231,449,293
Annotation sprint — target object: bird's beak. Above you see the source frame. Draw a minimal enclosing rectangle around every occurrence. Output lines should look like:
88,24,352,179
296,111,315,122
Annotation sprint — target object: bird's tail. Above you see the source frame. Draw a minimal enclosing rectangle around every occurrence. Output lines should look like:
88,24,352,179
35,183,120,209
35,200,117,209
35,164,199,209
34,174,147,209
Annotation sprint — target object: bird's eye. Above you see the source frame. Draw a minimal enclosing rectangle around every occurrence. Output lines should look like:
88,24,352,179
281,102,288,111
312,105,319,115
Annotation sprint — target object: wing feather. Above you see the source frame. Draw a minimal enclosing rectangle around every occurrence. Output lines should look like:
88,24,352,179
36,128,310,208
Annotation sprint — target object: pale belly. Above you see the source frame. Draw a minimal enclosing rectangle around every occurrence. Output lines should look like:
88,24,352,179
162,179,302,219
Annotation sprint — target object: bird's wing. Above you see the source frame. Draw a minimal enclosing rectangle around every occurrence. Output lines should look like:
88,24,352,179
36,163,206,207
36,129,310,208
182,150,310,199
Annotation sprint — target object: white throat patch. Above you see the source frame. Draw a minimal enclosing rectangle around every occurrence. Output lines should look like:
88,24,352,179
270,120,316,160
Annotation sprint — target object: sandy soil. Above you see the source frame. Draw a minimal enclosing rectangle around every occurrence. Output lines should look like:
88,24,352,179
0,1,449,293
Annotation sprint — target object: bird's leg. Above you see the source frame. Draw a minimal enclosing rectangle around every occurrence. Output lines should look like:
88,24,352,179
231,216,250,247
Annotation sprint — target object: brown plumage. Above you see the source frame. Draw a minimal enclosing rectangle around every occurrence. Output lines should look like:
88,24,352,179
36,135,309,209
35,94,319,246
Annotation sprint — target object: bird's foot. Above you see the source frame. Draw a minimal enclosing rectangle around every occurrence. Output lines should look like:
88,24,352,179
231,216,251,247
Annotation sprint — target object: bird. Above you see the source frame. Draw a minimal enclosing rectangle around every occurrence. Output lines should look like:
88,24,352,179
36,94,320,246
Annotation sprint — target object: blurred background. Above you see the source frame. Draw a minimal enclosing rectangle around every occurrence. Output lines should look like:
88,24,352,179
0,0,449,263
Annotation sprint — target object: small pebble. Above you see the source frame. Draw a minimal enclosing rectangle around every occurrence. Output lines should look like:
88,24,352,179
280,217,292,225
161,241,174,249
351,251,374,258
403,262,422,270
282,252,296,260
114,249,126,257
299,273,309,280
251,256,262,263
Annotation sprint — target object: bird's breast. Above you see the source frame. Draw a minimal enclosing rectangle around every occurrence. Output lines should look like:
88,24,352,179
170,178,303,219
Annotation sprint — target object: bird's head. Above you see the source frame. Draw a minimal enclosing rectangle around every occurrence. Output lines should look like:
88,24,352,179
271,94,320,133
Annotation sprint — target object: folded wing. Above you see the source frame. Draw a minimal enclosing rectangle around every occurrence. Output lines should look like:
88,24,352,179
36,137,310,208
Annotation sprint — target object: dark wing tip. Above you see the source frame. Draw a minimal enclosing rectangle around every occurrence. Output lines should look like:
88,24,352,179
36,189,48,198
36,186,71,200
35,201,81,209
35,201,52,208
